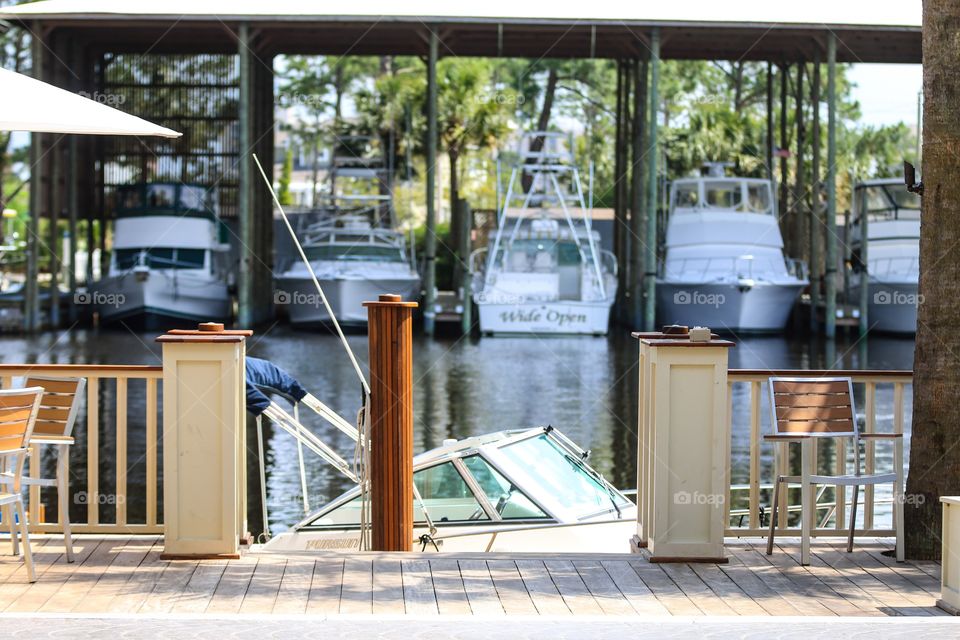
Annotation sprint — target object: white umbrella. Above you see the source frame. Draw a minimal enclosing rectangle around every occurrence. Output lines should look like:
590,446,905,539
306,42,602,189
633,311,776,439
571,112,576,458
0,67,180,137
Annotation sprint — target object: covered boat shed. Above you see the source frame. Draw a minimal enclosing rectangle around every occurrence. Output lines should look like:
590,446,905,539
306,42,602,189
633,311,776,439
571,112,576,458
0,1,921,335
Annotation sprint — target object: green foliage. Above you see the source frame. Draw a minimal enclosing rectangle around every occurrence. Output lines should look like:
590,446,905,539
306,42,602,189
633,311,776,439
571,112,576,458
278,148,294,206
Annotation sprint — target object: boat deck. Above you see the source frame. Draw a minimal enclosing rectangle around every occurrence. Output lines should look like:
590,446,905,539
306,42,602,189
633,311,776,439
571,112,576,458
0,535,947,618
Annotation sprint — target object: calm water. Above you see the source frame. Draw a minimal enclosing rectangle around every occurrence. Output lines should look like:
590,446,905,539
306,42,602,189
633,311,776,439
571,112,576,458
0,327,915,534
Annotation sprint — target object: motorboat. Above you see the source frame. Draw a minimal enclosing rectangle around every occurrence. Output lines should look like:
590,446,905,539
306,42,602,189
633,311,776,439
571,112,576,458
656,163,807,332
849,179,921,334
274,211,420,327
471,132,617,336
91,183,231,327
263,426,636,553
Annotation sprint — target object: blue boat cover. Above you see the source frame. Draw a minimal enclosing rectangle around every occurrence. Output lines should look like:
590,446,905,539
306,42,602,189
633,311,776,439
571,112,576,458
245,356,309,416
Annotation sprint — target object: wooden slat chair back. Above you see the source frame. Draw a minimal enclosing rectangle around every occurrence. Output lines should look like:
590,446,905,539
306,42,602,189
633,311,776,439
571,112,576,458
6,376,86,563
765,376,903,565
0,386,43,582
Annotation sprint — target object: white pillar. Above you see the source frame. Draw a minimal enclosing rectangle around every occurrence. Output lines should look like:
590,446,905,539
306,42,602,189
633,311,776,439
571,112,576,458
638,333,733,562
939,497,960,614
158,322,250,558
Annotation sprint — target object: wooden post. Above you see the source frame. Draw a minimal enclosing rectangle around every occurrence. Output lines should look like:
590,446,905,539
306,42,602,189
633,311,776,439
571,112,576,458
364,294,418,552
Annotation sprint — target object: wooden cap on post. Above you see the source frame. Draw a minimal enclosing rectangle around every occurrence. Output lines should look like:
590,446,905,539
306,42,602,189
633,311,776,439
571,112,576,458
156,322,253,343
363,293,418,552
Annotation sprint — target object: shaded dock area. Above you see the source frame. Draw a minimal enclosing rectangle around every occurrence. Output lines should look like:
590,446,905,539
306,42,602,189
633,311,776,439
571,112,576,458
0,535,947,618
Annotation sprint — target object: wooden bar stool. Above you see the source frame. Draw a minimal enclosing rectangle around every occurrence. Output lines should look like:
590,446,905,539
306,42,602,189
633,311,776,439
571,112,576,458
0,386,44,582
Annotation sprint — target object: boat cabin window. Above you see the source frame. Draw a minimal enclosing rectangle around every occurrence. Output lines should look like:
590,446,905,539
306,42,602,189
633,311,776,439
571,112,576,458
745,184,772,213
499,434,628,516
145,185,176,208
673,184,699,209
503,240,582,273
304,244,404,263
462,456,549,520
118,186,143,210
179,186,208,212
859,183,921,221
414,462,490,523
115,248,207,270
704,181,743,210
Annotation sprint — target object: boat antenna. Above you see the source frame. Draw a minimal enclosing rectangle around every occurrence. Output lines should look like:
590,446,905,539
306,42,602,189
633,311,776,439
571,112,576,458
252,153,371,395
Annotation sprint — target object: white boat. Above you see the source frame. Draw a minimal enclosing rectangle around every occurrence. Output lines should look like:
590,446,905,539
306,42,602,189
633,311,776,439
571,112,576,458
471,132,617,336
274,210,420,327
92,183,231,327
263,426,636,554
656,164,807,332
850,179,921,334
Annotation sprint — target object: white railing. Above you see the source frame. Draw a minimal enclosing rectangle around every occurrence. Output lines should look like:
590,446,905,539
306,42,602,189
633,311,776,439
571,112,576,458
0,364,163,535
726,369,911,538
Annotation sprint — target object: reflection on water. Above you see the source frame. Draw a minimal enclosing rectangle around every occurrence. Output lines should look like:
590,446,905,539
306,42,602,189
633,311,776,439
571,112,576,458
0,327,915,534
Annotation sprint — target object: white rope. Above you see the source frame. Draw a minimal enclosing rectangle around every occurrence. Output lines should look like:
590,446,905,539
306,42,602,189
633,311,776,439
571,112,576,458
252,153,370,396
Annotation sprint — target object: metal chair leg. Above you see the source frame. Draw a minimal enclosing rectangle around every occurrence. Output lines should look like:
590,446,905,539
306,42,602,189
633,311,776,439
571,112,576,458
57,444,74,562
847,485,859,553
14,501,34,583
767,476,780,555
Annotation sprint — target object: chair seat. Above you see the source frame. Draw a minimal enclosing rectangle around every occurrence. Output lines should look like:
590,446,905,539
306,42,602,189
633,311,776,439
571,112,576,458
0,492,21,506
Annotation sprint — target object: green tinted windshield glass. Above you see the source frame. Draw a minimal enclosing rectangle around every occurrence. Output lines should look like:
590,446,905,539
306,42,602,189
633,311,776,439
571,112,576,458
499,434,625,515
414,462,488,523
462,456,549,520
305,244,404,262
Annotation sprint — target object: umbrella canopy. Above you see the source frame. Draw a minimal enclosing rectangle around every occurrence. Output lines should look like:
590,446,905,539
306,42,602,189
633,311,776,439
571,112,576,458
0,67,180,137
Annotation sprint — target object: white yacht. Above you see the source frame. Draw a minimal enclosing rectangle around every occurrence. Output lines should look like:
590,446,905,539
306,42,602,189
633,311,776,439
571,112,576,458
656,164,807,332
850,179,921,334
274,209,420,327
92,183,231,327
471,132,617,335
264,426,635,554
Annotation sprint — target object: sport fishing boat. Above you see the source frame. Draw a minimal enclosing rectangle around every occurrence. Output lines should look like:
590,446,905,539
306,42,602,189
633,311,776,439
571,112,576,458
91,183,231,327
849,179,921,334
263,426,635,553
656,163,807,332
273,209,420,327
471,132,617,335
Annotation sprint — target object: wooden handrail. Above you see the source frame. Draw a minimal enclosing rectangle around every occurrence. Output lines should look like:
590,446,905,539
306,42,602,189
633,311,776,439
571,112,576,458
731,369,911,379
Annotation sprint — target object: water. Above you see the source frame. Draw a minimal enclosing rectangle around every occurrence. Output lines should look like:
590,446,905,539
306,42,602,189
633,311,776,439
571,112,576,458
0,327,915,534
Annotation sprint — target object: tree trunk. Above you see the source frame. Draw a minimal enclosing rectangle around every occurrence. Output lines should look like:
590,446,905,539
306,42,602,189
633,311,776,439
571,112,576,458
311,138,320,208
448,147,460,254
523,68,559,191
905,0,960,561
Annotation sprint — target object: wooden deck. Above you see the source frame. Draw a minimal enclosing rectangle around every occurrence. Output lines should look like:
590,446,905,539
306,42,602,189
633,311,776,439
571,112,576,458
0,536,948,617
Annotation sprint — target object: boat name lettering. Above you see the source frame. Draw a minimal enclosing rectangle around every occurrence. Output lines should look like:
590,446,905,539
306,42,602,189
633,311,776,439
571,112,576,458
498,308,588,327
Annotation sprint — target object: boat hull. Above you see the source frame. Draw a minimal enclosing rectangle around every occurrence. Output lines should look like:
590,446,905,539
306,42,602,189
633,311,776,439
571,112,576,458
852,281,919,334
91,272,231,328
474,299,613,335
275,275,421,327
656,281,804,332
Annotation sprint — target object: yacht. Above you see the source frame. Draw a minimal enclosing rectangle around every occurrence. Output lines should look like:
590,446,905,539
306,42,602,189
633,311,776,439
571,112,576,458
656,164,807,332
263,426,636,553
91,183,231,327
274,210,420,327
850,179,921,334
471,132,617,335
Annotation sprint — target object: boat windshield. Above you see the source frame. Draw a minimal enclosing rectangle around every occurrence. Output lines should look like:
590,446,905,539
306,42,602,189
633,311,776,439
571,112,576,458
498,434,627,516
304,244,405,263
501,240,581,273
704,181,743,210
672,180,772,214
859,183,921,221
115,248,206,270
461,455,549,520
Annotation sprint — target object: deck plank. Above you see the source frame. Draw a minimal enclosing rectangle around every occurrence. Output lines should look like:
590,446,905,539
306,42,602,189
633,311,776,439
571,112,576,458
600,559,671,616
726,545,835,616
135,559,200,614
815,545,931,616
104,546,166,613
237,555,285,614
428,559,471,615
862,544,942,596
272,558,315,614
629,560,703,616
459,559,505,616
371,558,405,615
659,562,737,616
487,560,538,615
515,559,570,616
717,546,809,616
572,560,637,616
2,538,92,612
338,557,372,614
204,556,258,614
0,538,56,588
401,558,438,615
39,538,123,613
306,557,344,615
544,560,603,615
688,562,767,616
171,560,228,614
73,538,155,613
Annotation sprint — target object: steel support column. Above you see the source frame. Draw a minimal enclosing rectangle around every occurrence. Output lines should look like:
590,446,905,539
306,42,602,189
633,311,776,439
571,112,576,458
794,62,805,269
423,30,439,336
643,28,660,332
825,34,838,339
810,55,821,332
238,23,254,327
630,57,648,329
